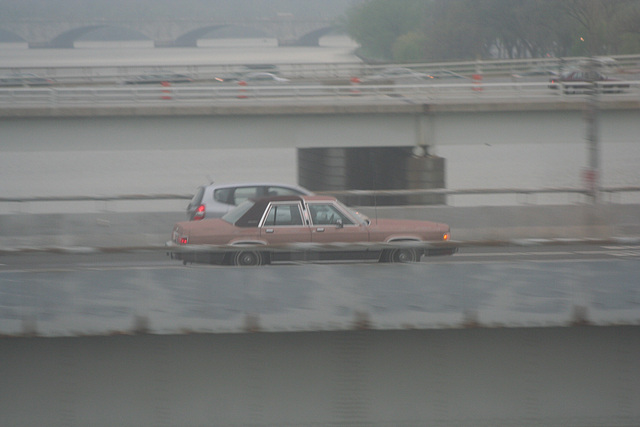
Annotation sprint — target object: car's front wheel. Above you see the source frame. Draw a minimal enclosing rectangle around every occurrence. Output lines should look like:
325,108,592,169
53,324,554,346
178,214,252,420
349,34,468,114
232,250,264,266
381,248,421,263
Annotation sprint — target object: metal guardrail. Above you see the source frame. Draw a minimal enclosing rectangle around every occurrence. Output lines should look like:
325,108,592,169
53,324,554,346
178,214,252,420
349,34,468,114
2,54,640,82
2,187,639,206
2,81,640,106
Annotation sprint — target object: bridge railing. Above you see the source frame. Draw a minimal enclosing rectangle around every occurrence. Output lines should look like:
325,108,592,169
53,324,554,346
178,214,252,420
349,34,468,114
2,54,640,82
2,187,639,214
2,81,640,107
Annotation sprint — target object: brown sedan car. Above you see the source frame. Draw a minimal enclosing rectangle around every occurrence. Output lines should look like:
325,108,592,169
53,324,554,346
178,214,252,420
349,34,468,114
168,195,455,266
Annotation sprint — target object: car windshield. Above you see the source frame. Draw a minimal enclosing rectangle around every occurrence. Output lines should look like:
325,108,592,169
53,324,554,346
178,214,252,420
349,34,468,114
335,200,370,225
222,200,255,224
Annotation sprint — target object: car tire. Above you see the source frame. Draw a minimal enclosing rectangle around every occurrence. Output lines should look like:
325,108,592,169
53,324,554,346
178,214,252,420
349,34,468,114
388,248,420,263
232,250,263,266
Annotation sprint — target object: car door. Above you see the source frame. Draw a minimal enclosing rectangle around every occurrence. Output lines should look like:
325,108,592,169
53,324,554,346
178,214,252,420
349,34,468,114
259,202,311,245
307,202,369,244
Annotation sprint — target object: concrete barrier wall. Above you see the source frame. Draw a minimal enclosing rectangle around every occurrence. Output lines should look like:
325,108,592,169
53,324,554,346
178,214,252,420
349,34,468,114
2,328,639,427
1,204,639,249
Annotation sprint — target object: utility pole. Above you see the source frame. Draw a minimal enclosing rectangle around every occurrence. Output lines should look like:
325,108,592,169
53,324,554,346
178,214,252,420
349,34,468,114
584,57,600,204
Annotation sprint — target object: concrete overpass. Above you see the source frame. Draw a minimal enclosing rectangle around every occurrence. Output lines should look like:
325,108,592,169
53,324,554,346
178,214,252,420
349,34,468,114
2,91,639,205
2,95,639,153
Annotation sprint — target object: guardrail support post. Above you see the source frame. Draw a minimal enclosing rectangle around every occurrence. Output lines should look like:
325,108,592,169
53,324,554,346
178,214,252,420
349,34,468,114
584,58,601,204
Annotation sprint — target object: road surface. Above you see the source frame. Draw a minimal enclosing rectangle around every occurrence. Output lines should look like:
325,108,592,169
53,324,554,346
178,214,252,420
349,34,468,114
1,242,639,336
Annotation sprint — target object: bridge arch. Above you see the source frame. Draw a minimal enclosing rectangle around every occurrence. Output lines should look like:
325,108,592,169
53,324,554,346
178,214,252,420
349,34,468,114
46,25,150,48
0,28,24,42
172,24,272,47
291,26,338,47
0,18,336,48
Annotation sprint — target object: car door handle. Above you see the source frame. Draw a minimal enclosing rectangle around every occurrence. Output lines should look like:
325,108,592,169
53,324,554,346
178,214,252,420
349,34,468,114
265,229,274,233
315,228,325,232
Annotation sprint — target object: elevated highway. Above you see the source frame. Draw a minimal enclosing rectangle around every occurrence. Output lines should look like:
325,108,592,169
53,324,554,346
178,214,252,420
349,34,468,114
2,82,639,152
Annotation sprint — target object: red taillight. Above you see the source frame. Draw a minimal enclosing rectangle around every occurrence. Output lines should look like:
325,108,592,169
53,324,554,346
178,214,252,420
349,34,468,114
193,204,205,220
443,232,450,241
180,237,188,245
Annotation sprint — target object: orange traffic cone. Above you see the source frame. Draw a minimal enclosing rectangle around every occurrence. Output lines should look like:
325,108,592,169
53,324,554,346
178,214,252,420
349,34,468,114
472,74,483,92
161,81,172,100
349,76,361,95
237,80,248,99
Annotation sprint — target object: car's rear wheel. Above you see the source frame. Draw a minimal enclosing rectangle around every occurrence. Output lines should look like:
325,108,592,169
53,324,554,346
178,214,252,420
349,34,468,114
232,250,263,266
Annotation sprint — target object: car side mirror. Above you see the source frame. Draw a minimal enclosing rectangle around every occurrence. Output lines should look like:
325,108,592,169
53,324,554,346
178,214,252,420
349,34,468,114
335,219,343,229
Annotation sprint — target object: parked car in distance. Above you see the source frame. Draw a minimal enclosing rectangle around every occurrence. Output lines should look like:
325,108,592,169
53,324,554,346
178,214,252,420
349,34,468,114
239,64,281,75
577,56,620,73
169,195,456,266
186,182,313,220
0,72,55,87
549,70,629,93
219,64,282,83
123,73,194,84
240,72,290,84
364,67,430,82
512,68,559,78
212,73,242,83
423,70,467,79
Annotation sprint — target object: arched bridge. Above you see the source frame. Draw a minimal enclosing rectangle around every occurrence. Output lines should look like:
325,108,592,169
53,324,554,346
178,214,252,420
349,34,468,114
0,17,335,48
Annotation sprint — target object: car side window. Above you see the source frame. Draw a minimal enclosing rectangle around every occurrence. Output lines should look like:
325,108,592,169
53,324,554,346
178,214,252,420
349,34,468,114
265,186,304,197
308,204,354,226
213,188,232,204
232,186,259,205
263,203,303,226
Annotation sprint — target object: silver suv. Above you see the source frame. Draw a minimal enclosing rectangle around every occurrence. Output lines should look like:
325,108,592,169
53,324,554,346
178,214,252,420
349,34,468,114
187,182,313,220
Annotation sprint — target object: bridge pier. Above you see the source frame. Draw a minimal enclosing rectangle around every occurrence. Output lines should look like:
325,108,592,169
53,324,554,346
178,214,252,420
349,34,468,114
154,40,178,48
154,40,199,48
28,41,74,49
278,38,319,47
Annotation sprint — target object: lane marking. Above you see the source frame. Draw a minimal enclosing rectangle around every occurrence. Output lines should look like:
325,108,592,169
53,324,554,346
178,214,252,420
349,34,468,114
455,251,574,257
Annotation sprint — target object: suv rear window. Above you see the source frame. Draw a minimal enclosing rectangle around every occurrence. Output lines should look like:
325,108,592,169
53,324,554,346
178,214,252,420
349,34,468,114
190,187,205,205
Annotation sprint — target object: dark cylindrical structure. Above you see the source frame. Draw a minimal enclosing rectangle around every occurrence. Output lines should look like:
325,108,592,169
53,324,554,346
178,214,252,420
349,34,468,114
298,147,446,206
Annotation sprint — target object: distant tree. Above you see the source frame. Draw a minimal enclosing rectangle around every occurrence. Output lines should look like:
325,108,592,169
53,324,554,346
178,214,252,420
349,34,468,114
473,0,567,58
559,0,640,55
345,0,425,61
421,0,493,61
392,30,428,62
345,0,640,63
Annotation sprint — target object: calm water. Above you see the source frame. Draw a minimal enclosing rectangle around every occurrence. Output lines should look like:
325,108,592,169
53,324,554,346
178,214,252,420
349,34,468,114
1,37,639,210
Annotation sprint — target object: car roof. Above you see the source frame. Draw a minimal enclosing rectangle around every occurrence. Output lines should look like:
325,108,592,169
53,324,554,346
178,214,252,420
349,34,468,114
200,182,313,195
250,194,335,203
204,181,307,188
246,72,276,77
